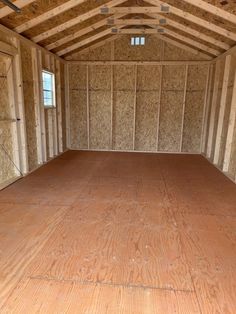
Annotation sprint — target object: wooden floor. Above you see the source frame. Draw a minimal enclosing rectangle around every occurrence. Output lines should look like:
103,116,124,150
0,151,235,313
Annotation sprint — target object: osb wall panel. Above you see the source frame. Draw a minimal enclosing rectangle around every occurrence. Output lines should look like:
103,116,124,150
114,65,135,91
182,65,208,153
0,124,15,184
0,60,10,120
70,90,88,149
69,64,87,149
20,42,38,171
89,65,111,91
112,91,134,151
137,66,161,91
158,65,185,152
135,65,161,151
0,58,15,184
135,91,159,151
89,91,111,150
114,35,163,61
68,35,208,62
158,91,184,152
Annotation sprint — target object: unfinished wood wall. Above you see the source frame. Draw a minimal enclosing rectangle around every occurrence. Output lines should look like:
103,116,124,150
0,27,67,188
69,63,209,153
204,51,236,182
68,36,209,153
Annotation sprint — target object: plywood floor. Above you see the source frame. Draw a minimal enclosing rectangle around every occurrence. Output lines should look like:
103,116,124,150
0,151,235,313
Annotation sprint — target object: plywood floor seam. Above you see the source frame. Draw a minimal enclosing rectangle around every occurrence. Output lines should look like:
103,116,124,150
0,151,235,313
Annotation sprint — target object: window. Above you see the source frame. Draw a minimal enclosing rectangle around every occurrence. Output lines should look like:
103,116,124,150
131,36,145,46
42,70,56,108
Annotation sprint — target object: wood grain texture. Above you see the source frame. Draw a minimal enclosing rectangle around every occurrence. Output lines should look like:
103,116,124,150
1,278,200,314
0,151,235,312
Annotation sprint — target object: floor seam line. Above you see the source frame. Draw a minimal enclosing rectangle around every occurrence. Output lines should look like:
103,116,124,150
28,275,195,293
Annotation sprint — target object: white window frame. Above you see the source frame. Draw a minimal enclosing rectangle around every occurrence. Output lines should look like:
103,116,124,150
42,69,56,108
131,36,145,46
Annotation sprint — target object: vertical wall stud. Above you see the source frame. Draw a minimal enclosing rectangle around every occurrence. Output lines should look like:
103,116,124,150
180,64,188,152
38,50,47,162
133,64,137,151
213,55,231,165
86,65,90,149
223,69,236,173
201,64,213,153
65,63,71,149
207,60,221,158
31,47,43,164
51,56,59,156
56,60,63,153
156,65,163,151
110,64,114,149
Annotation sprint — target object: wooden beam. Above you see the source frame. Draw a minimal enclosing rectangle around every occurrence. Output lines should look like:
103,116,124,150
14,0,87,33
162,28,221,56
86,65,90,149
0,0,35,19
154,34,212,60
146,0,236,41
67,36,118,58
133,64,137,150
213,55,231,165
31,47,43,164
156,65,163,150
55,60,63,153
201,65,212,153
113,28,160,34
182,0,236,25
101,6,170,14
108,18,165,25
46,14,125,51
207,61,221,158
57,26,123,56
68,61,211,65
65,64,71,148
0,40,17,56
32,0,126,43
180,65,188,152
223,69,236,172
38,50,47,162
148,13,230,50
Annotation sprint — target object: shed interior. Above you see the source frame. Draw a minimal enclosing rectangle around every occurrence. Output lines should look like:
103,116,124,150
0,0,236,313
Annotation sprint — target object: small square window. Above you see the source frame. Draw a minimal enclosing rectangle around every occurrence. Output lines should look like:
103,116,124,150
42,70,56,108
131,36,145,46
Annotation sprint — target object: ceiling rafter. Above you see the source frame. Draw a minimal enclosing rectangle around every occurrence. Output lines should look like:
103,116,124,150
101,6,170,14
108,18,165,25
146,0,236,41
46,14,125,51
182,0,236,25
66,35,119,59
148,13,230,50
32,0,127,43
0,0,35,19
14,0,87,33
57,25,124,56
